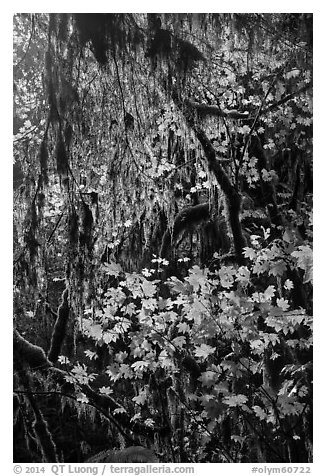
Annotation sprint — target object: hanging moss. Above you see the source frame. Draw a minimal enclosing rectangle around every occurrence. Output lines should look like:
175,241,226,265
37,192,46,212
73,14,143,65
33,416,59,463
146,15,205,72
13,392,20,421
124,112,134,130
44,49,59,122
39,139,48,185
55,132,69,177
58,75,79,116
58,13,70,42
44,50,52,79
64,123,73,149
24,201,39,261
79,202,93,251
176,37,206,70
160,203,210,258
48,13,57,37
73,14,112,65
48,79,59,123
68,208,79,246
146,27,172,59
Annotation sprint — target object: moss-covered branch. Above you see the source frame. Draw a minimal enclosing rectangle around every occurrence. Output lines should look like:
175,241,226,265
14,330,53,370
160,203,210,258
48,288,70,363
185,99,249,119
17,369,59,462
14,331,170,442
171,91,247,262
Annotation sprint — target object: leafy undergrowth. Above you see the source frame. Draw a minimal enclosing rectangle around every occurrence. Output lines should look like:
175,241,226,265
60,231,312,462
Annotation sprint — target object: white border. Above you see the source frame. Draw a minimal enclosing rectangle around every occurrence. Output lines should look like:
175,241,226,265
3,5,324,474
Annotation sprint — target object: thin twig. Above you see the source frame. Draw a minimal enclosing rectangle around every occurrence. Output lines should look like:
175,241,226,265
238,80,276,168
46,210,65,244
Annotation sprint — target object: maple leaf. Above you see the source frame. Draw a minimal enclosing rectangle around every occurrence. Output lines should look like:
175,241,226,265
76,392,89,404
284,279,294,290
131,360,149,371
277,298,290,311
186,265,207,292
130,413,141,422
106,363,121,381
199,370,219,388
178,257,191,262
177,321,190,334
168,276,187,294
253,260,269,275
158,350,175,370
172,336,187,348
269,260,287,277
261,226,271,240
223,394,248,407
125,302,136,315
264,285,276,301
113,407,127,415
243,247,257,260
142,298,157,310
119,363,133,379
219,266,236,289
132,389,148,406
99,386,113,395
115,351,128,363
116,319,132,333
291,246,313,284
250,339,265,354
241,125,251,134
144,418,155,428
141,280,157,297
184,298,207,325
103,262,123,277
58,355,70,365
278,396,304,416
84,350,98,360
250,235,261,246
71,363,97,385
88,324,103,340
103,331,118,344
131,346,143,358
141,340,152,351
194,344,216,359
252,405,268,421
142,268,153,277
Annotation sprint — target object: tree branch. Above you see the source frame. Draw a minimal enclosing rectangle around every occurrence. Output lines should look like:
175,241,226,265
185,99,249,119
171,91,247,261
261,83,312,114
14,330,170,441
